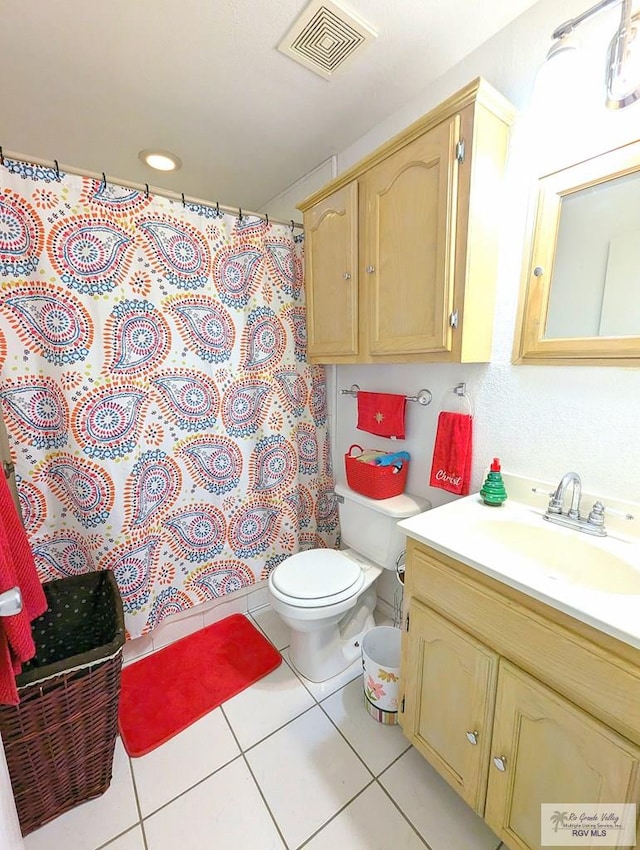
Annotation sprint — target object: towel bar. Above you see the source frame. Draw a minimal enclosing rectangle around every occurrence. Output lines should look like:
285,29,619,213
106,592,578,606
340,385,432,406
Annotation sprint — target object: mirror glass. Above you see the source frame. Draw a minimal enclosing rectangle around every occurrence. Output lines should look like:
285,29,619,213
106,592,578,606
515,137,640,364
545,169,640,338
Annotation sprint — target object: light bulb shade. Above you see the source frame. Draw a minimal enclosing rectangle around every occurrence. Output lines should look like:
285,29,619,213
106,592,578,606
546,34,579,61
606,10,640,109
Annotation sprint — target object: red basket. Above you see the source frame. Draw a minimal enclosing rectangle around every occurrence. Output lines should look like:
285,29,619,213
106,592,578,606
344,444,409,500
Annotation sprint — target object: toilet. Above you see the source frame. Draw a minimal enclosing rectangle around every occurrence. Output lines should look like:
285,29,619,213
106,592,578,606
268,483,430,682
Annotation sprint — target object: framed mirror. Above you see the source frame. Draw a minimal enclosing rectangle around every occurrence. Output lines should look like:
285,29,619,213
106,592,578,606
514,138,640,364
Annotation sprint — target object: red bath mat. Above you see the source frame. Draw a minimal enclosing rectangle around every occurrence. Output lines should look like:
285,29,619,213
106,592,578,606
118,614,282,757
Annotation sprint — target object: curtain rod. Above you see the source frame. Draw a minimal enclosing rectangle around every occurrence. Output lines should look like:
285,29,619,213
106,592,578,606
0,147,304,231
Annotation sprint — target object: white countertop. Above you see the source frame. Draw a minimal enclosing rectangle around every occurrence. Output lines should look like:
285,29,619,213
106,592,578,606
398,473,640,651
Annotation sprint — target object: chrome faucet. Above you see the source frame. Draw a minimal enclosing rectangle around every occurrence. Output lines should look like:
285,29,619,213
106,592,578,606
543,471,607,537
548,472,582,519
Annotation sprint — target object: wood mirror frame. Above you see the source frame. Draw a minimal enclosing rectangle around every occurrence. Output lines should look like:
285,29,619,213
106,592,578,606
514,137,640,365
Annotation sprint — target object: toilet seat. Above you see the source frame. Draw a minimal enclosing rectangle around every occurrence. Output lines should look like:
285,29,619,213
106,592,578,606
270,550,365,608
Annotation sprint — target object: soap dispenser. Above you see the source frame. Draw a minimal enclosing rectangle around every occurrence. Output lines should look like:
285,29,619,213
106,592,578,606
480,458,508,506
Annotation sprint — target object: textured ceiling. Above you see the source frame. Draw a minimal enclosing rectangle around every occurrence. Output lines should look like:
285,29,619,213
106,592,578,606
0,0,541,211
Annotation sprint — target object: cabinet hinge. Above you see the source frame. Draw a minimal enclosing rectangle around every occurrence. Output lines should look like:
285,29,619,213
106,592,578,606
449,310,459,329
405,613,410,632
455,139,465,163
401,695,405,713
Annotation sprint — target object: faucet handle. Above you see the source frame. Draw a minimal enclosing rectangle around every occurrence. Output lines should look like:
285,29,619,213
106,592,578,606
591,501,634,521
531,487,554,497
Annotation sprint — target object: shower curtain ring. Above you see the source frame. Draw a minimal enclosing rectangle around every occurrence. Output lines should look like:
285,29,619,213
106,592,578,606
238,207,242,222
216,201,220,216
290,219,294,232
181,192,185,208
54,160,60,180
0,147,4,166
101,172,107,189
145,183,149,198
265,213,269,225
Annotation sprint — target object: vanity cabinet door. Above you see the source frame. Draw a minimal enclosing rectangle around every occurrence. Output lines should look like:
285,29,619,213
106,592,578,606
362,117,459,357
400,599,498,814
304,182,359,358
485,661,640,850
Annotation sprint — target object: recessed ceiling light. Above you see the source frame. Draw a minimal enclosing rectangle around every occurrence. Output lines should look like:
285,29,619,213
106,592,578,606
138,149,182,172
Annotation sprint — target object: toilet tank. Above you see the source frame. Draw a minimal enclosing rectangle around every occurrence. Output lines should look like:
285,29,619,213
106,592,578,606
334,483,430,570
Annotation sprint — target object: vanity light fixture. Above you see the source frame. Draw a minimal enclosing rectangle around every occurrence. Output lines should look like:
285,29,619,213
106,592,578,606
547,0,640,109
138,149,182,171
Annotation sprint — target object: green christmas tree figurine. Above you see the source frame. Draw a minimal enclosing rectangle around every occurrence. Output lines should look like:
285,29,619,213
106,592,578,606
480,458,508,506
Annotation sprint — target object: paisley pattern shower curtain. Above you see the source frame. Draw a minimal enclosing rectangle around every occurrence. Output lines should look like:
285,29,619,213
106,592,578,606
0,159,338,638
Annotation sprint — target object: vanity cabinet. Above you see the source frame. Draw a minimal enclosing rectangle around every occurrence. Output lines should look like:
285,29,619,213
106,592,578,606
299,78,516,364
400,539,640,850
402,599,497,814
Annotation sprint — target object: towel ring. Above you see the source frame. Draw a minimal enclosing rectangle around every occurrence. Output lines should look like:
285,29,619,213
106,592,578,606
440,382,473,415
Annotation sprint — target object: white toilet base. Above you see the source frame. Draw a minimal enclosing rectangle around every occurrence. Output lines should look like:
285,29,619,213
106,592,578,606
287,585,378,682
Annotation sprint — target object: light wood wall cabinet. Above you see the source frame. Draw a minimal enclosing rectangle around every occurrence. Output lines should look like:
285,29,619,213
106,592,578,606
400,540,640,850
299,78,516,364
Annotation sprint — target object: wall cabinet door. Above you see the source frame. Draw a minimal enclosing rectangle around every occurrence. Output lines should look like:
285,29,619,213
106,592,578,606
363,117,459,357
305,182,359,358
485,661,640,850
400,599,498,814
299,79,515,364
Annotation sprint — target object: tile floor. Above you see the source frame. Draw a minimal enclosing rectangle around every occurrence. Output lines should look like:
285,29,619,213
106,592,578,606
23,608,503,850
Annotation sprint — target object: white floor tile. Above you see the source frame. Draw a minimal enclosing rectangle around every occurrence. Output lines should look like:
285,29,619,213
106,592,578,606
144,757,284,850
250,608,290,650
103,825,146,850
131,708,240,817
380,747,501,850
321,677,409,775
246,705,371,849
304,782,427,850
284,648,363,701
222,656,315,750
24,738,138,850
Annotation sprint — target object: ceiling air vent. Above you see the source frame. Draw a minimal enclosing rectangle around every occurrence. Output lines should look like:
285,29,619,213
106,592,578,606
278,0,377,80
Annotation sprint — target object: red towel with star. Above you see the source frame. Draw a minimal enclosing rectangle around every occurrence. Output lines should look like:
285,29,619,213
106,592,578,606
0,473,48,705
356,392,406,439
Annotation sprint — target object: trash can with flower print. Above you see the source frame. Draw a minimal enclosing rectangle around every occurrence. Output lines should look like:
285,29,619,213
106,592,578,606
362,626,402,725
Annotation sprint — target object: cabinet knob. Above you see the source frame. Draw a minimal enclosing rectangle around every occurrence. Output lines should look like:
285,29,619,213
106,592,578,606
492,756,507,772
366,265,375,274
343,272,352,280
533,266,544,277
465,731,479,746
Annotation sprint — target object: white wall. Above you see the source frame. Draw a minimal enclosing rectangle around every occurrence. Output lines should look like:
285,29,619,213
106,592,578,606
277,0,640,520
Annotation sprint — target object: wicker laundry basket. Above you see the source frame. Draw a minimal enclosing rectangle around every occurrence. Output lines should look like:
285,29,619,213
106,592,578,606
0,570,125,835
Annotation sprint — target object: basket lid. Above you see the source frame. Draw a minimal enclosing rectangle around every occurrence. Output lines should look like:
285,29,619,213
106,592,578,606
271,549,362,600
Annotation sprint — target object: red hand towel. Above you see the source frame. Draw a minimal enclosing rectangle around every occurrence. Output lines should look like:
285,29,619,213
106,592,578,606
429,412,473,496
0,474,47,705
357,392,406,439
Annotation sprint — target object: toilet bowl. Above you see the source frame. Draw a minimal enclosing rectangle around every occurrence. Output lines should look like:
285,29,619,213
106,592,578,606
268,484,429,682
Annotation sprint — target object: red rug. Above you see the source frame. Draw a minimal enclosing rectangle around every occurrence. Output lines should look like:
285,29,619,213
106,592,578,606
118,614,282,757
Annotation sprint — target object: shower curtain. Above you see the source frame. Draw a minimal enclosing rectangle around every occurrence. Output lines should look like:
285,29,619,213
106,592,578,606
0,159,339,638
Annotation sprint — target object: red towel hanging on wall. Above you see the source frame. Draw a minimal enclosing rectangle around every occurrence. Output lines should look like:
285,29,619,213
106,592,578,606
356,392,406,439
0,474,47,705
429,412,473,495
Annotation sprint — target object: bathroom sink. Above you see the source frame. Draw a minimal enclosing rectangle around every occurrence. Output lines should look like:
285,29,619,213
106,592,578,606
466,517,640,595
398,473,640,649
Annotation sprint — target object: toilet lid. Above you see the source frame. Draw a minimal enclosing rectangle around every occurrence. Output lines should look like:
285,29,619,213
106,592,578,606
271,549,362,600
